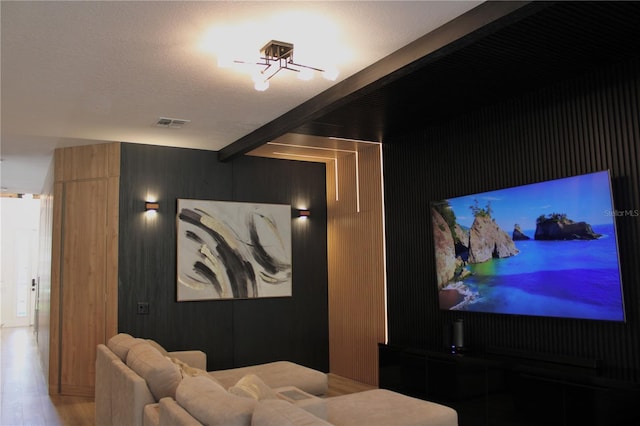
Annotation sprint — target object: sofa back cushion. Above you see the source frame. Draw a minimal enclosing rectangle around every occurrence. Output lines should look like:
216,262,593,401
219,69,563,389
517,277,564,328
146,339,170,357
177,375,256,426
251,400,332,426
126,342,182,401
107,333,147,361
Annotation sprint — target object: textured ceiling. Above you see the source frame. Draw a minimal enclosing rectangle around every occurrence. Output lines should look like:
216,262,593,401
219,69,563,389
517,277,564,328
6,2,639,195
0,0,482,194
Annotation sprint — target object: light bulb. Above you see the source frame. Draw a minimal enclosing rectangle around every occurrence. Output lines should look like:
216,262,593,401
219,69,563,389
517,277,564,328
323,66,339,81
254,80,269,91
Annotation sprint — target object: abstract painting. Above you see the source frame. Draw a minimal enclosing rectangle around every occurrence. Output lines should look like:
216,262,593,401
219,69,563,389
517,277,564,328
176,199,292,301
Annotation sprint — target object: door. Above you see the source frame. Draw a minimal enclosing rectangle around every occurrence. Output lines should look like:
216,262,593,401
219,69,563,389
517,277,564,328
0,197,40,328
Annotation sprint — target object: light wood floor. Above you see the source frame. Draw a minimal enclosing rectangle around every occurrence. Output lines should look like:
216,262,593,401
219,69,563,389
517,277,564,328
1,326,94,425
1,326,375,425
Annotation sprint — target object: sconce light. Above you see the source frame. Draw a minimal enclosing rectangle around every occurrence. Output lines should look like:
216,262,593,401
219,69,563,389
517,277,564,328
145,201,159,212
298,209,311,219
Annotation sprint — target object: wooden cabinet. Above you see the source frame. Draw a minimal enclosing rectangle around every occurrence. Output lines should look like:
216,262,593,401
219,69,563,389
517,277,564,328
49,143,119,397
379,344,640,426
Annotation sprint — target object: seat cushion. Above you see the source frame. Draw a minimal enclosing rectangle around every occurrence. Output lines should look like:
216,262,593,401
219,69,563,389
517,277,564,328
228,374,279,401
177,375,256,426
274,386,327,420
209,361,327,396
126,343,182,401
251,399,331,426
325,389,458,426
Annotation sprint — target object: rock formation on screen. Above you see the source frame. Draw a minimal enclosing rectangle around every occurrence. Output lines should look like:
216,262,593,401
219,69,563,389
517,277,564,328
468,215,519,264
512,224,531,240
432,208,457,289
534,213,602,240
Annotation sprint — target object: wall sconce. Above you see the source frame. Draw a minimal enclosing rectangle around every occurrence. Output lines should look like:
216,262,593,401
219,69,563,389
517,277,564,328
298,209,311,219
145,201,159,212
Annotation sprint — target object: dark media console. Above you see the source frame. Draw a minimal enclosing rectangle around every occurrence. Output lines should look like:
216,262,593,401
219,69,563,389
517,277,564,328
379,344,640,426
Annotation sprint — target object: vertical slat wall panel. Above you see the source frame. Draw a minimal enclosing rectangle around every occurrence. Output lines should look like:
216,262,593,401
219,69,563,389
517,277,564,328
384,56,640,372
231,157,329,370
118,146,329,373
328,144,386,386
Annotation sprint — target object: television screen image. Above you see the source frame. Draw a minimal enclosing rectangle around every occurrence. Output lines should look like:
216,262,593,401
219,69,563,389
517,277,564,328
431,170,625,321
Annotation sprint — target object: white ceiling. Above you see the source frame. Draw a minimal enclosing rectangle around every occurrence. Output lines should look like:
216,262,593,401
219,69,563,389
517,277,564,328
1,1,482,194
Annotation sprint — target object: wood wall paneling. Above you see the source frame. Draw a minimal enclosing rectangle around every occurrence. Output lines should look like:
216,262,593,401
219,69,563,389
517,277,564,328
49,180,64,394
245,135,387,385
328,144,386,386
50,143,120,397
68,144,110,181
105,176,119,341
383,56,640,373
60,180,108,396
36,159,55,380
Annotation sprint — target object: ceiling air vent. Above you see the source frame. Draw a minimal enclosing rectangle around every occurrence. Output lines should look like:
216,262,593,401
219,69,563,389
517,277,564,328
155,117,191,128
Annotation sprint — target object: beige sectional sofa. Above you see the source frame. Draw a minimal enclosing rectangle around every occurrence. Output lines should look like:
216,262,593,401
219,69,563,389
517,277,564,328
150,374,458,426
96,333,327,426
96,333,457,426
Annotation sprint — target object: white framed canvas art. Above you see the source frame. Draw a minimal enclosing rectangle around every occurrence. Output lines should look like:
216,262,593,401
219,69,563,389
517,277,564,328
176,199,292,301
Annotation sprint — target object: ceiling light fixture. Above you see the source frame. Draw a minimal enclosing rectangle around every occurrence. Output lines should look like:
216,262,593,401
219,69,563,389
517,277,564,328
229,40,339,91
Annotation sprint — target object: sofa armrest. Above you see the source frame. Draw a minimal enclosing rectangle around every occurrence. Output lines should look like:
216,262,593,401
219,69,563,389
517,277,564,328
96,344,120,426
143,403,160,426
168,351,206,370
158,397,203,426
111,358,156,426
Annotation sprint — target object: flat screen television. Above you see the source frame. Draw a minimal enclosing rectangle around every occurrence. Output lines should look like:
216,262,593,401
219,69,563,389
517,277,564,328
431,170,625,322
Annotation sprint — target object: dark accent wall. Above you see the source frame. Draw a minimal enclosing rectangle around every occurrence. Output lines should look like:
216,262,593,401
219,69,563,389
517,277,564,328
383,56,640,373
118,144,328,372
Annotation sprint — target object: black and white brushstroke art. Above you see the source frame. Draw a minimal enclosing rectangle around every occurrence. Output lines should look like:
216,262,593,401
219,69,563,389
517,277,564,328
176,199,292,301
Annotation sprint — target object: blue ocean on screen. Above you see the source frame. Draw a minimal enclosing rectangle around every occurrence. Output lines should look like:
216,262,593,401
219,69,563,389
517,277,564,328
459,224,625,321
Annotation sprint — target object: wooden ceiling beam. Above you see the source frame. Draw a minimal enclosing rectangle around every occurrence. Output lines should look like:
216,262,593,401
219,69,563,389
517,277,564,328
218,1,542,162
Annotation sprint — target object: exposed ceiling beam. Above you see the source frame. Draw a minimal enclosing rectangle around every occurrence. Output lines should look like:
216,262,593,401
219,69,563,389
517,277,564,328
218,1,546,162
